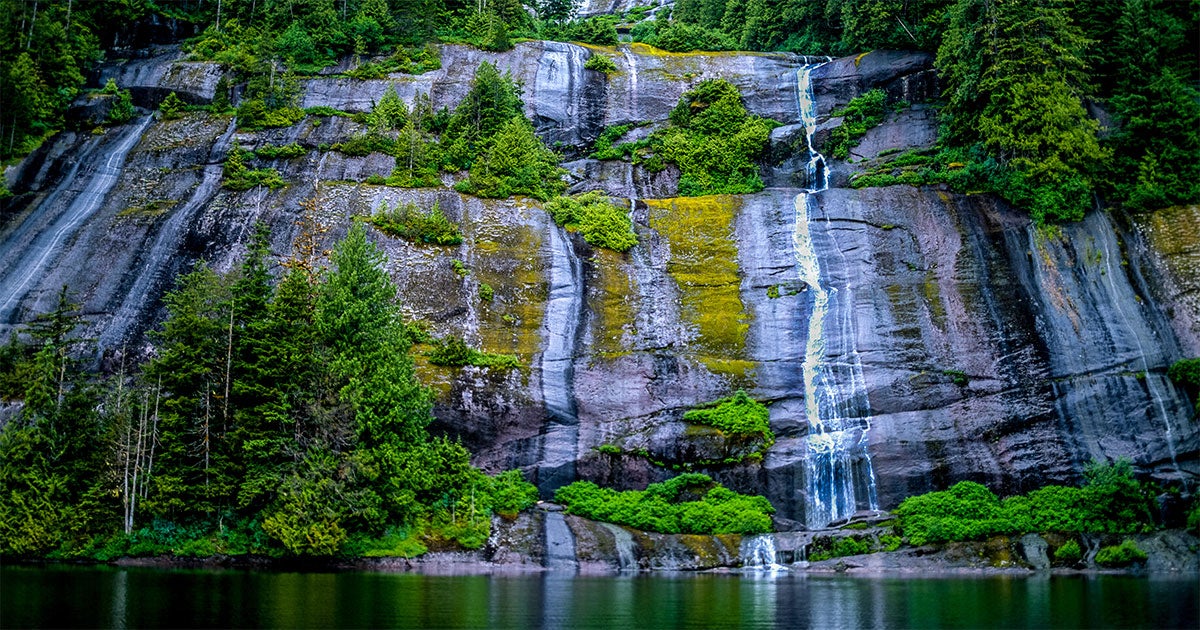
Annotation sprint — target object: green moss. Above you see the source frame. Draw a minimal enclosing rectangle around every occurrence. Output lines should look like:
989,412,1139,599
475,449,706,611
647,196,751,377
590,247,638,357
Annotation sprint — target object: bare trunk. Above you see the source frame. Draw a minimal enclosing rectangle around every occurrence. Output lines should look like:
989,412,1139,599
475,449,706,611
224,306,234,432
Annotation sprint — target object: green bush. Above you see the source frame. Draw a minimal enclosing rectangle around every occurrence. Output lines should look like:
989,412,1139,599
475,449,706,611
878,534,902,552
236,100,305,131
555,474,774,535
159,92,185,120
591,123,651,160
683,390,774,447
1054,539,1082,564
826,89,887,160
584,54,618,73
455,116,566,200
1168,358,1200,415
653,21,737,52
896,460,1155,545
254,143,307,160
367,201,463,246
106,88,135,125
544,192,638,252
427,336,520,370
222,149,286,191
652,79,777,196
1095,539,1147,567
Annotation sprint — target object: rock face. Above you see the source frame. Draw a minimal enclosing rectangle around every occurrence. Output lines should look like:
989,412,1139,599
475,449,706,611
0,42,1196,527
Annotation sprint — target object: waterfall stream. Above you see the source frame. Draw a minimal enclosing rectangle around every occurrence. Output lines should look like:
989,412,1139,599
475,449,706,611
98,119,238,352
537,224,584,494
0,117,153,323
794,62,879,529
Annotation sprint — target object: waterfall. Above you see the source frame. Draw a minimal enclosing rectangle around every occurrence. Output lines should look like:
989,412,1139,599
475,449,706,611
98,119,237,352
537,225,584,494
1092,216,1186,485
601,522,638,572
544,512,578,572
741,534,785,571
794,62,879,529
621,48,639,121
0,116,153,324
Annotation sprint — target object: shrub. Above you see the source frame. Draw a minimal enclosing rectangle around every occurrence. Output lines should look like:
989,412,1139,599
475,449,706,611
222,149,285,191
555,475,774,535
544,192,638,252
826,89,887,160
1095,539,1147,567
591,122,652,160
1054,539,1082,564
479,283,494,302
894,481,1020,546
427,336,520,370
1168,358,1200,415
651,79,777,196
159,92,185,120
367,201,463,246
455,116,566,200
584,54,618,73
253,143,307,160
106,88,135,125
683,390,774,447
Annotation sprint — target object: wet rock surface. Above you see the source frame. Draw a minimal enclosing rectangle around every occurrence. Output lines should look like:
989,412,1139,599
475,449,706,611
0,43,1195,530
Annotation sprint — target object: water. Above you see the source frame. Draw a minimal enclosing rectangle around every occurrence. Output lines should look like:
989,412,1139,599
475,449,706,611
98,119,238,353
537,224,584,494
3,565,1195,629
741,534,784,572
793,63,879,529
0,117,153,324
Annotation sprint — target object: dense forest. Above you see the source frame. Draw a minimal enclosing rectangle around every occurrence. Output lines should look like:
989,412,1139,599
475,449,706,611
1,0,1198,560
1,0,1197,222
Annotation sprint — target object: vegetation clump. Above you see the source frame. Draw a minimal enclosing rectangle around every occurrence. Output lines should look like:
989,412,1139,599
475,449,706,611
222,149,285,191
544,192,638,252
427,336,520,370
1168,358,1200,415
651,80,777,196
158,92,186,120
367,201,463,246
894,460,1156,546
590,122,651,161
683,390,774,448
825,89,887,160
253,143,307,160
1095,539,1148,568
584,54,618,74
1053,539,1082,564
554,473,774,535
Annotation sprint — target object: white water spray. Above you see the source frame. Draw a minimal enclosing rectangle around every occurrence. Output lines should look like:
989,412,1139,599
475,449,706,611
794,62,879,529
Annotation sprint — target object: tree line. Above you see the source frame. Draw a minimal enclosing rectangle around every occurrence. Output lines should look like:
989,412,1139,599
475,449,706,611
0,214,537,559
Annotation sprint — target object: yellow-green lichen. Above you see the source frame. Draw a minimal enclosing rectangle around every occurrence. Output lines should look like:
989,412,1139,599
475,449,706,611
468,203,548,362
589,247,638,357
646,196,752,377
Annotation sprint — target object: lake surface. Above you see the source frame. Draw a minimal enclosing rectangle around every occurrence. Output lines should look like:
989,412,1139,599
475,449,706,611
2,565,1197,629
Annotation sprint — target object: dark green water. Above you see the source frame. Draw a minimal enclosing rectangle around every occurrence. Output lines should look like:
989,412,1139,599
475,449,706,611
2,565,1197,629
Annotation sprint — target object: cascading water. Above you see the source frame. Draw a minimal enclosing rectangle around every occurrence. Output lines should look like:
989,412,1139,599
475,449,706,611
741,534,785,571
794,62,879,529
0,116,153,323
544,511,579,571
98,119,237,352
537,224,584,494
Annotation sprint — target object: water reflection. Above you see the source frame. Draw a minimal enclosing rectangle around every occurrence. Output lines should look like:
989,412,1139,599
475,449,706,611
3,565,1196,629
